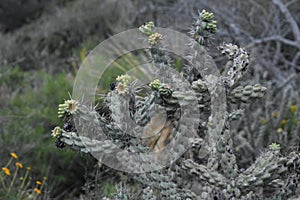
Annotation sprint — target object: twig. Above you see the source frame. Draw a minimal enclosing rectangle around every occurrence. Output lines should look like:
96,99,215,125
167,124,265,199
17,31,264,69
272,0,300,45
246,35,300,49
277,74,297,91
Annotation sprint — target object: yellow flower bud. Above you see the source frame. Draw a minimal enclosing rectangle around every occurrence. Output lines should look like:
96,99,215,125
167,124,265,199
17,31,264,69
10,152,18,159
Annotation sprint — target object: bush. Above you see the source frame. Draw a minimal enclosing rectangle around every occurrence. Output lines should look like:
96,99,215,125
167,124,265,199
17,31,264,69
0,66,96,199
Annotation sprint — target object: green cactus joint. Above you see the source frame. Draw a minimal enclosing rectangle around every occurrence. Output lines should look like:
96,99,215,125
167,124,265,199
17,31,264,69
268,143,281,151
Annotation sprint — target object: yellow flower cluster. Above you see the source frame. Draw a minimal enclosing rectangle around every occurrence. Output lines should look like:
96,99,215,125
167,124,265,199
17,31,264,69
1,152,47,198
1,153,21,176
148,32,163,45
275,105,298,133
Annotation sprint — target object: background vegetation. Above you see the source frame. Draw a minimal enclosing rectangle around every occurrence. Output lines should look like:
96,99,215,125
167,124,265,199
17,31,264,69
0,0,299,199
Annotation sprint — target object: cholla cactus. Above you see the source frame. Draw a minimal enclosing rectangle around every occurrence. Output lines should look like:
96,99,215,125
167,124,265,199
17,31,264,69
190,9,217,45
220,43,250,87
51,9,300,200
229,84,267,103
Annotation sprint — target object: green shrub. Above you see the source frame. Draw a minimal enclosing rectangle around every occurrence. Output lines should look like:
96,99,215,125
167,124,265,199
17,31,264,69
0,66,96,199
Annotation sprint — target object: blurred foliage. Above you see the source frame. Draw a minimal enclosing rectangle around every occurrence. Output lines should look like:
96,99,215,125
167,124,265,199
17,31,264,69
0,0,76,32
0,152,49,199
0,0,135,72
0,66,96,199
0,0,45,31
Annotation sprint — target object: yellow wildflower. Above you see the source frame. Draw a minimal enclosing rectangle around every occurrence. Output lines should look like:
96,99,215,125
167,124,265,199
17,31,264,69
260,118,268,125
2,167,11,176
272,112,279,118
36,180,42,185
43,177,47,181
280,119,287,126
26,167,31,171
34,188,41,195
290,105,297,114
10,152,18,159
15,162,23,168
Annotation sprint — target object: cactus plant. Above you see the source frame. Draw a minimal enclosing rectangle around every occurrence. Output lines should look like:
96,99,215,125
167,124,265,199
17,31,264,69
51,9,300,200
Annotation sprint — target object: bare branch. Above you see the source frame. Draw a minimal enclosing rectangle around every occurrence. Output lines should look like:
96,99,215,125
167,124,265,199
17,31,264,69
292,51,300,69
272,0,300,44
286,0,299,7
246,35,300,49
